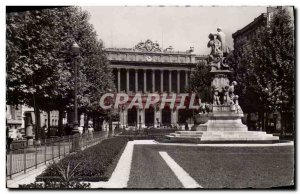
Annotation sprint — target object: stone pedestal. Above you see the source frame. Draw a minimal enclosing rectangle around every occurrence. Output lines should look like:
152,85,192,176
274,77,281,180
25,123,34,147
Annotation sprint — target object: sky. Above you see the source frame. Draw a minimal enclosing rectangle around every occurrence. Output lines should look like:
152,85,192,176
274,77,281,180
82,6,267,55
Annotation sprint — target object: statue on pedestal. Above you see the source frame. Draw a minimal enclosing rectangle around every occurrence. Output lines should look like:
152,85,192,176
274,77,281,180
216,27,227,54
207,28,230,70
212,85,220,105
222,86,230,105
228,81,237,100
207,33,223,69
166,26,279,143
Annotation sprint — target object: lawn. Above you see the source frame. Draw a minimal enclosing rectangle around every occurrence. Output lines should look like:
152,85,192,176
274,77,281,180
127,145,182,188
128,144,294,189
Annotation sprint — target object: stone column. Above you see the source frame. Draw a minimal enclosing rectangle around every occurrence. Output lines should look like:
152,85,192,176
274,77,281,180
143,69,147,93
185,70,188,90
117,68,121,92
171,109,178,125
152,69,155,92
135,69,138,92
160,70,164,92
124,108,128,128
120,108,125,128
137,109,140,128
126,69,129,92
140,109,145,128
177,70,180,93
169,70,172,93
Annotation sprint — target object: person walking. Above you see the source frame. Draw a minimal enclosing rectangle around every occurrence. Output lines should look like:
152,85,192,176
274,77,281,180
88,125,94,140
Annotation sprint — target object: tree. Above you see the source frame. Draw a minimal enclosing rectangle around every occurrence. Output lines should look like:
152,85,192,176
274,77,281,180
232,7,294,131
6,7,115,138
189,61,212,103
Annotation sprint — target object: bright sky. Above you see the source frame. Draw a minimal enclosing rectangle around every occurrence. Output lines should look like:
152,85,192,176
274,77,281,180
82,6,267,55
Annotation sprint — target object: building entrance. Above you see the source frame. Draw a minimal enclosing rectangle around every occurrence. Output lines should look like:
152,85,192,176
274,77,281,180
127,108,137,126
162,108,171,126
145,107,154,127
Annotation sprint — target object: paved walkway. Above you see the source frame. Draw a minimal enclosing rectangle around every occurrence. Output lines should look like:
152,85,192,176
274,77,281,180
7,161,52,188
89,140,157,188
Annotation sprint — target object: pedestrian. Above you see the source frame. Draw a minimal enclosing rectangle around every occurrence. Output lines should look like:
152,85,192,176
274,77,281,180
78,125,83,135
88,125,94,140
185,122,189,131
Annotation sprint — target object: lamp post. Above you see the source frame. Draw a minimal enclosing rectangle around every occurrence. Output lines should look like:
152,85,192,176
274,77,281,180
72,42,80,131
71,42,80,151
117,106,120,129
122,106,125,130
108,89,114,137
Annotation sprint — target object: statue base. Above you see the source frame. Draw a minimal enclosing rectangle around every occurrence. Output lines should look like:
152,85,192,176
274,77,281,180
166,105,279,143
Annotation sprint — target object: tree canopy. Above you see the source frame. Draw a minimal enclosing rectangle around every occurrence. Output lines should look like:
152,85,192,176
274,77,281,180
232,7,294,114
189,61,212,103
6,7,115,112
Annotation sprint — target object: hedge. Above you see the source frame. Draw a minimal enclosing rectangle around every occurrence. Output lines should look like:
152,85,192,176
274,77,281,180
119,128,177,140
36,137,128,182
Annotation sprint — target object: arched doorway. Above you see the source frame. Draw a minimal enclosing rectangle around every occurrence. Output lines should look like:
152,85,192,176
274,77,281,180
162,107,171,126
127,107,137,126
145,106,155,127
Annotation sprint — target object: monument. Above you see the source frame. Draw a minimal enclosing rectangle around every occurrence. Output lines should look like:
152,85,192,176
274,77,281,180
166,28,279,143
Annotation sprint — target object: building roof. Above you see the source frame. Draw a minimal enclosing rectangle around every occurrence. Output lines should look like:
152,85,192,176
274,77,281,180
232,13,267,39
105,39,196,56
104,39,208,66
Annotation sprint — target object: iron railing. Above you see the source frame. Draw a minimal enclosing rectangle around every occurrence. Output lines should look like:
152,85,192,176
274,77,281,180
6,131,108,179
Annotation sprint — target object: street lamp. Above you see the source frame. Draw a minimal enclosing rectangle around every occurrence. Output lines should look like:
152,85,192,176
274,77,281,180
122,105,125,131
71,42,80,151
107,89,114,137
72,42,80,133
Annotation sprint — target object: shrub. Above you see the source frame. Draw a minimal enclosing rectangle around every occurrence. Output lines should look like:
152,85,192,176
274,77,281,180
120,128,177,140
19,181,90,189
36,137,128,182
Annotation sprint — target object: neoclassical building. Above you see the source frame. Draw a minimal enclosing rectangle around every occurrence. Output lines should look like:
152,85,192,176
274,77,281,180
105,40,207,128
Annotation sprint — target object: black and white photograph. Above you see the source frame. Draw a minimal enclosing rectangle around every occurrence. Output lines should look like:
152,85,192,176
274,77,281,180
5,4,295,190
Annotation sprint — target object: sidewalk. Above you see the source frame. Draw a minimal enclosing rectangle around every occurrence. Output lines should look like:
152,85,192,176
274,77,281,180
7,134,108,189
7,162,49,188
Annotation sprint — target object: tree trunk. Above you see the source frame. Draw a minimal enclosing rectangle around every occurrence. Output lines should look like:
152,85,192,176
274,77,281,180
265,112,269,133
258,111,263,131
281,110,285,135
34,106,41,140
262,112,266,131
47,110,51,138
58,107,64,136
84,113,88,133
93,113,96,130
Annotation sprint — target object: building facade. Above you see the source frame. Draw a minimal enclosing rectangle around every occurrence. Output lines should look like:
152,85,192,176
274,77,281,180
6,105,60,139
105,40,207,128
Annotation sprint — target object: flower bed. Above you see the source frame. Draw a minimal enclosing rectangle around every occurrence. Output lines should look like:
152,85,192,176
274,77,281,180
36,137,128,182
